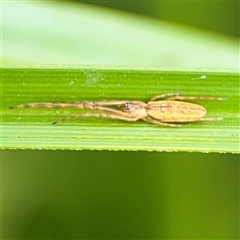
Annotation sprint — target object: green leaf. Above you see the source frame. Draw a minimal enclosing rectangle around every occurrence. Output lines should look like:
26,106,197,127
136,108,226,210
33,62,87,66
2,67,239,153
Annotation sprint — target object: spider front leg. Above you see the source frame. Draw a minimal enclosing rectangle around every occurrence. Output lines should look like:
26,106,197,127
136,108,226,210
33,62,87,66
81,105,137,117
53,113,139,124
10,100,131,110
73,100,130,108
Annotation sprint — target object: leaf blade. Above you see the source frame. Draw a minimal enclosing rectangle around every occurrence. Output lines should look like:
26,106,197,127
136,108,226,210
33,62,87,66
2,67,239,153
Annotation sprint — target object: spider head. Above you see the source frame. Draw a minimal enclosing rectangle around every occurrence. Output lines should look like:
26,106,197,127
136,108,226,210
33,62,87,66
121,101,147,118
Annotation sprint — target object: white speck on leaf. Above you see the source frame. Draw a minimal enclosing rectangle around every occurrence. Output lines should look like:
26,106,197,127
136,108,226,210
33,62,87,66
82,70,105,87
191,75,207,80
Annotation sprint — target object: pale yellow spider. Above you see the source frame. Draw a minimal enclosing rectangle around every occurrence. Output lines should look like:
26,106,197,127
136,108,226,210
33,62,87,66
10,93,224,127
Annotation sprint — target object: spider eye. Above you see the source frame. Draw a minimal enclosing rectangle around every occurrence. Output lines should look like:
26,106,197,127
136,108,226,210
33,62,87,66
125,102,130,110
122,102,131,112
122,102,137,112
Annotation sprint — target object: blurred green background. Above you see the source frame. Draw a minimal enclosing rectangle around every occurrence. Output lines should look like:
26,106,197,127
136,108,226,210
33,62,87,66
85,0,239,37
2,0,239,239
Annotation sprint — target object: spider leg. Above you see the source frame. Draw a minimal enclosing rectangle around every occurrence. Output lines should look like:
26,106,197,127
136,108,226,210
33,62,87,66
199,117,223,121
9,102,83,109
53,113,138,124
53,104,141,124
150,93,182,101
142,116,184,127
69,100,130,107
10,101,131,109
171,96,225,101
81,105,136,116
150,93,225,101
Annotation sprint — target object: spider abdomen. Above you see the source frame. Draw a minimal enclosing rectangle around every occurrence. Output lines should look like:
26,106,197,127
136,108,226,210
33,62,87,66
147,101,207,122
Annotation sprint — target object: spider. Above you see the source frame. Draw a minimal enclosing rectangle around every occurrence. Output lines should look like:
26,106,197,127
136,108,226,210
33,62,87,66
10,93,224,127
